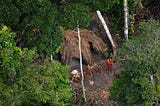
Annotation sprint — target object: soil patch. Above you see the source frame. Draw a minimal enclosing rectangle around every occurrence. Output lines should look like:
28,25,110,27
70,55,121,106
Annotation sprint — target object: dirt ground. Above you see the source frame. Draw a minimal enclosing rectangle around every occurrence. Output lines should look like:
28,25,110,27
70,54,121,106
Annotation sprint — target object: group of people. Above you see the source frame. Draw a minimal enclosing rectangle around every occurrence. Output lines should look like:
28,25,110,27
83,56,114,78
70,54,115,82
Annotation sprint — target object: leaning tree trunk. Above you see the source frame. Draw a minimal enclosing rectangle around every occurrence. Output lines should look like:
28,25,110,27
96,10,116,56
124,0,129,40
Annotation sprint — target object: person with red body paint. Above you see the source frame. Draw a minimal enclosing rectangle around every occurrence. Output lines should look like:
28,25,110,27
106,58,113,72
83,64,93,79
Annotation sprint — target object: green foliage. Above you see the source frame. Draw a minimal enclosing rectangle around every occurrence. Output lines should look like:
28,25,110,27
102,51,109,58
68,0,122,31
58,3,90,29
0,26,73,106
19,59,72,106
69,0,142,32
0,26,33,79
0,0,63,56
0,1,21,26
0,25,35,105
70,0,121,12
17,0,63,55
109,20,160,105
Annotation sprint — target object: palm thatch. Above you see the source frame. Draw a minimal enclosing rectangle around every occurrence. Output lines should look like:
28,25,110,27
60,29,107,65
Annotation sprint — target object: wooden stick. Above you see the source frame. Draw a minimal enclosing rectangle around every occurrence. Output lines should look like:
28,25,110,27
77,25,86,102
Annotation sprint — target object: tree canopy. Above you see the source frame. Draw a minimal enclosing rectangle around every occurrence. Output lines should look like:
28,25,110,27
110,20,160,106
0,26,73,106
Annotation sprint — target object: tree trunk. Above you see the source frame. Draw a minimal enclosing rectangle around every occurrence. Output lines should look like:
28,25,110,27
96,10,116,56
124,0,129,40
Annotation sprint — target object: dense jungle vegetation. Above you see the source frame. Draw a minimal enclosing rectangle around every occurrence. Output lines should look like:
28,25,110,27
0,0,160,105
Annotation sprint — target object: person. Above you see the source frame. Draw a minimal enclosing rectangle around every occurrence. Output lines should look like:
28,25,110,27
106,57,113,72
85,64,93,76
97,64,103,74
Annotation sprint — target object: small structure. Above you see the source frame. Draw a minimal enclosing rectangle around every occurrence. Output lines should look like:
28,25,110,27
60,29,107,65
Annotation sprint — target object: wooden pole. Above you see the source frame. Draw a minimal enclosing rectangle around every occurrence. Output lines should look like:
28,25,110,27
77,25,86,102
96,10,116,56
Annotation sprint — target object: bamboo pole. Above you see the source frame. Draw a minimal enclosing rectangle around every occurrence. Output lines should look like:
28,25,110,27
77,25,86,102
96,10,116,56
124,0,129,40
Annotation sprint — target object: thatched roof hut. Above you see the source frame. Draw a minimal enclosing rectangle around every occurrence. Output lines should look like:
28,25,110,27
60,29,107,65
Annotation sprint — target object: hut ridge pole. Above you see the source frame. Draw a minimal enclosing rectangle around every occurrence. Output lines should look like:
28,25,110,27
77,25,86,102
96,10,116,55
124,0,129,40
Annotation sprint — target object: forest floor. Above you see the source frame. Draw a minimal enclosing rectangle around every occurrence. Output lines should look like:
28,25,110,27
70,54,121,106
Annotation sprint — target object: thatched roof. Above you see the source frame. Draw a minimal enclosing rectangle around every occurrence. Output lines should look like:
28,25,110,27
60,29,107,65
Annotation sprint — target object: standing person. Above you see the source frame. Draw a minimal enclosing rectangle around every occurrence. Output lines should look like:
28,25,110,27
97,64,103,74
106,57,113,72
84,64,94,81
85,64,93,76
